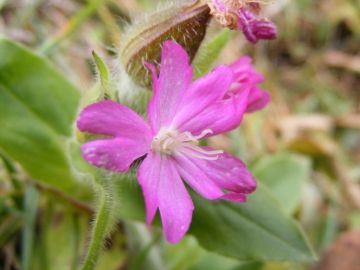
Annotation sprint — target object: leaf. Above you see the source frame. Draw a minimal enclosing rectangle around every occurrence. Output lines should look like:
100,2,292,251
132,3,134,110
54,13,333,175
32,208,90,270
251,153,311,215
116,178,316,262
0,37,88,199
92,50,110,94
188,184,316,262
188,249,240,270
192,29,232,79
231,262,264,270
165,235,205,270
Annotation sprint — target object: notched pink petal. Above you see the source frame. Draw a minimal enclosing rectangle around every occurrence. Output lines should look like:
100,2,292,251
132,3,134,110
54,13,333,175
138,152,194,244
82,137,151,172
183,149,257,194
172,65,234,132
159,158,194,244
246,89,271,113
227,56,270,113
138,151,161,226
178,87,249,137
172,152,224,200
148,41,193,133
77,100,152,140
230,56,264,86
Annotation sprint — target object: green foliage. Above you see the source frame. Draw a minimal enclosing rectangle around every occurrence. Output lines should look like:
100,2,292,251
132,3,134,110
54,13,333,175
116,179,316,262
92,50,110,98
251,153,311,215
189,185,316,262
193,29,232,79
0,37,89,200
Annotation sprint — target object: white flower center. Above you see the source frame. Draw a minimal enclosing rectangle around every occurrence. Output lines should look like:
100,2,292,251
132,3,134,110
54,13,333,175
151,128,223,160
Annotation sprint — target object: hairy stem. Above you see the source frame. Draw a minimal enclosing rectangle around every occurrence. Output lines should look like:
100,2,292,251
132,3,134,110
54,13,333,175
81,173,117,270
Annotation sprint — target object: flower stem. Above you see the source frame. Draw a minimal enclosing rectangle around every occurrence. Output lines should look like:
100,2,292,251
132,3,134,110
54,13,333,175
81,172,117,270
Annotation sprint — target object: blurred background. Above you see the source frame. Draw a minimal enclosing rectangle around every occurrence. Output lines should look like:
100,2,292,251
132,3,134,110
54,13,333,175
1,0,360,269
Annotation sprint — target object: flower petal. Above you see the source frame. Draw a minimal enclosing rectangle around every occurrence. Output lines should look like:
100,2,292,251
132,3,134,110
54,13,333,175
172,152,224,200
176,87,249,137
229,56,264,86
138,151,161,226
77,100,153,140
171,65,233,131
138,151,194,244
221,193,247,202
147,41,193,134
181,148,257,194
246,88,271,113
158,159,194,244
82,137,151,172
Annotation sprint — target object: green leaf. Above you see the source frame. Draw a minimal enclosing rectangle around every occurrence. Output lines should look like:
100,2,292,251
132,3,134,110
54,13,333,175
188,185,316,262
231,262,264,270
92,50,109,95
0,37,88,199
32,208,90,270
192,29,232,79
165,236,205,270
117,178,316,262
251,153,311,215
189,249,240,270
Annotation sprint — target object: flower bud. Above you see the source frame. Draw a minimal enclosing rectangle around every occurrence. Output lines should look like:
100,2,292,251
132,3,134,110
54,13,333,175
118,1,211,88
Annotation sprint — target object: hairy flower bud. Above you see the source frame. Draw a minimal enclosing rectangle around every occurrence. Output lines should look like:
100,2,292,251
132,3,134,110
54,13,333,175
118,1,211,88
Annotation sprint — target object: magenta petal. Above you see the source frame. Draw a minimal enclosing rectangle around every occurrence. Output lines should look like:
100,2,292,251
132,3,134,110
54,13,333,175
171,65,233,130
177,87,249,137
138,151,161,226
221,193,247,202
138,152,194,244
229,56,265,86
77,100,153,141
172,152,224,200
158,159,194,244
82,137,151,172
182,148,257,194
246,88,271,113
147,41,193,134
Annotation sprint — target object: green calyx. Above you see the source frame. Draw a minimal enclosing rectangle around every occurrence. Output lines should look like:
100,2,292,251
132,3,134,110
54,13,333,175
118,1,211,88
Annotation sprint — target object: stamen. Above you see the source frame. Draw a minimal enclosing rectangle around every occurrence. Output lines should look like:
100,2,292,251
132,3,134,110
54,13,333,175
151,128,223,160
184,129,213,141
178,148,220,161
181,143,223,156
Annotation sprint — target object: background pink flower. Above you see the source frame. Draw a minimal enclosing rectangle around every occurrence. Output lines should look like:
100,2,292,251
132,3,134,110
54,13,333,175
228,56,271,113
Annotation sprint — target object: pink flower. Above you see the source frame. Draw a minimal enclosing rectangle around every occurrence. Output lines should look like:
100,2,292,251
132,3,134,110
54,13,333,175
237,8,277,44
207,0,277,44
228,56,271,113
77,41,256,244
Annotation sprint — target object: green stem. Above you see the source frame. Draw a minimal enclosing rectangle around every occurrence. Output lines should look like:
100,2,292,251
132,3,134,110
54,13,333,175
71,212,81,270
81,173,116,270
22,185,39,270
